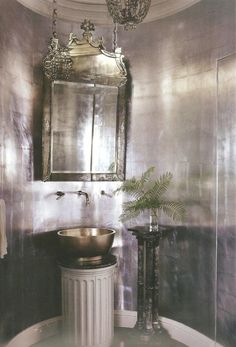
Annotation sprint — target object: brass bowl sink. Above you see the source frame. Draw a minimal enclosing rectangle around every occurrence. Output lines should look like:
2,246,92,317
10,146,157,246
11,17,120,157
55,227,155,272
57,227,115,261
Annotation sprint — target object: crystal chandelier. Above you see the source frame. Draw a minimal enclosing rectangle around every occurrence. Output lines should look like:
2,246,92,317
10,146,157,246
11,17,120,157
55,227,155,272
106,0,151,30
43,0,73,81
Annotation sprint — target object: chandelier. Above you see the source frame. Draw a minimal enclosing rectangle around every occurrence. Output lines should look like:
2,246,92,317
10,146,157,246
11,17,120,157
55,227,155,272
106,0,151,30
43,0,73,81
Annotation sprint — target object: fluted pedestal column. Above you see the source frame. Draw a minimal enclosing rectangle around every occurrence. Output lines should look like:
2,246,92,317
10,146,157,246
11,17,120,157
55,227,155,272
60,255,117,347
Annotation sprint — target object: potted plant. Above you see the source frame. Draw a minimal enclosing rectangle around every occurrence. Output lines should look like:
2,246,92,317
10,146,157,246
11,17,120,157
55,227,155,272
114,166,185,231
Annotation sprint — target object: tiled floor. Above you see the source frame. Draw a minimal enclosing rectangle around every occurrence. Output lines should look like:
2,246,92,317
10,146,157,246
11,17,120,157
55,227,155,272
34,328,187,347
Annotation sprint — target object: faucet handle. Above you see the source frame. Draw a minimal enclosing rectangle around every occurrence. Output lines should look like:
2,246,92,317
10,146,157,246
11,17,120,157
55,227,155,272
56,191,65,200
101,190,113,198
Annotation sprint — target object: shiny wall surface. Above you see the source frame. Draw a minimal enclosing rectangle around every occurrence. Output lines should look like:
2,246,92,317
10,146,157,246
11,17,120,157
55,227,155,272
217,53,236,347
0,0,61,342
117,0,236,344
0,0,236,346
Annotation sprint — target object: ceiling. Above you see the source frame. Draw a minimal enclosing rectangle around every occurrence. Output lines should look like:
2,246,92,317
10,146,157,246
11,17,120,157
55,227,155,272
16,0,201,25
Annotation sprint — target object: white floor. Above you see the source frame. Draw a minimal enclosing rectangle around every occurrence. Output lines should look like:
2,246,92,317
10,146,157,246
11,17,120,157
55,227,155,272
5,311,224,347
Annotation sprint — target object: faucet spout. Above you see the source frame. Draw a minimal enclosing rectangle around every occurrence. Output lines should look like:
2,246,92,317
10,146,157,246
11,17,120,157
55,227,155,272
77,190,90,206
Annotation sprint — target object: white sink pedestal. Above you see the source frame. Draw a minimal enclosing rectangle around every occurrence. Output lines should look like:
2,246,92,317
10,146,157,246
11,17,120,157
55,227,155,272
60,255,117,347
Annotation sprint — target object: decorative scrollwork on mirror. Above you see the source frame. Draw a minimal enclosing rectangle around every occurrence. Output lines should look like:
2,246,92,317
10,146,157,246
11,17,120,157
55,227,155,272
42,20,127,181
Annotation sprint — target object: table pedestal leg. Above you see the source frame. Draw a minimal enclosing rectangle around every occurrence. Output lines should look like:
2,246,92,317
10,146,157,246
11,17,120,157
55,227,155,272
144,239,154,335
135,238,145,330
132,228,163,338
153,237,161,332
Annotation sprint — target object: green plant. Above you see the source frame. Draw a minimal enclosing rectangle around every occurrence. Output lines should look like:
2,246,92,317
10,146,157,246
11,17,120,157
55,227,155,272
114,166,185,224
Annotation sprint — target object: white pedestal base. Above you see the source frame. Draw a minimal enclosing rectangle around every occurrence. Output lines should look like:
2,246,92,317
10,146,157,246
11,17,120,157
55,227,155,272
60,264,116,347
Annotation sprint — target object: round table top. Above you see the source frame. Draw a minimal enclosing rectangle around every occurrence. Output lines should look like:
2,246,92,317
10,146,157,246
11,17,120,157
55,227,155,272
128,225,169,239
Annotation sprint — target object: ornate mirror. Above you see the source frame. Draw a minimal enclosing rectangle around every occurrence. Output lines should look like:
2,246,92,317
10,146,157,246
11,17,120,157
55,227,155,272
42,20,127,181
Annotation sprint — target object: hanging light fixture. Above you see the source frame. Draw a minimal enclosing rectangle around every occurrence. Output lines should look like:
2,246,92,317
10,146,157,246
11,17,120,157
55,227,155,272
106,0,151,30
43,0,73,81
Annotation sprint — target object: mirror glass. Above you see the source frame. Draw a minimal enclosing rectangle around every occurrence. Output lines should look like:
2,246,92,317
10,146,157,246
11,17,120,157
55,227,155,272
51,81,118,174
42,22,127,181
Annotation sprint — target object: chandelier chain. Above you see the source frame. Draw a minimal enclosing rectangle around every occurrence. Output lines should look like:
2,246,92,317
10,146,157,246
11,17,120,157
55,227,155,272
43,0,73,81
113,22,118,52
52,0,57,38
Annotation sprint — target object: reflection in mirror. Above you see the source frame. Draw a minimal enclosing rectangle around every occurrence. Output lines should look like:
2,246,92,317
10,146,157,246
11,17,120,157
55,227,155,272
42,20,127,181
92,85,118,173
52,81,93,173
51,81,118,174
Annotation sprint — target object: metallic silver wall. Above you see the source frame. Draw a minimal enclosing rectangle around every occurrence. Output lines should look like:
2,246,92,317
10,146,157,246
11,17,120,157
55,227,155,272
217,52,236,347
117,2,236,345
0,0,236,346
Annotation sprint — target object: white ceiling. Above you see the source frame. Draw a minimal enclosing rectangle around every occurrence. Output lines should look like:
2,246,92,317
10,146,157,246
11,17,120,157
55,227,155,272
16,0,201,25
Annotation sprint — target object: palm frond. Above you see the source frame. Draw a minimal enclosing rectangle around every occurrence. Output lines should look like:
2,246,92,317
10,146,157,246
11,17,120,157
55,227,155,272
115,166,185,224
113,177,137,196
126,197,148,211
119,207,141,222
120,200,146,220
114,167,155,199
147,172,173,201
140,166,155,184
160,200,185,222
120,195,160,222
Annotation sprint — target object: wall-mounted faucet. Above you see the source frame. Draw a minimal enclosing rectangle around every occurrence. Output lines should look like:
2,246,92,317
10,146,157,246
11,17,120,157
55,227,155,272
55,190,90,206
77,190,90,206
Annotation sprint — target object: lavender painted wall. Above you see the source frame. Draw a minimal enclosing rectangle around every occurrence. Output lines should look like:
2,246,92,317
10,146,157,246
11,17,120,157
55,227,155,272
0,0,236,346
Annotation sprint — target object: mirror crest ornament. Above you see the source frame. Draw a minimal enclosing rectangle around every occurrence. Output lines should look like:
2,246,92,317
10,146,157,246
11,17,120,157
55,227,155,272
43,20,127,181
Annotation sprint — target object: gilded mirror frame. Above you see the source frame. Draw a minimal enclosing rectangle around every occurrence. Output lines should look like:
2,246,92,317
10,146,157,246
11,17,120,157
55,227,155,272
42,21,127,181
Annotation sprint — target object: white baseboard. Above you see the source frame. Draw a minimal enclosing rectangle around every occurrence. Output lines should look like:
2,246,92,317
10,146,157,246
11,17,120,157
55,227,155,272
5,311,224,347
115,310,224,347
5,316,62,347
160,317,223,347
114,309,137,328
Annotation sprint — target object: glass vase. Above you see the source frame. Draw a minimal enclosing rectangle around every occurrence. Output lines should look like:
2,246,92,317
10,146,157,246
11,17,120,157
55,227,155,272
149,209,159,232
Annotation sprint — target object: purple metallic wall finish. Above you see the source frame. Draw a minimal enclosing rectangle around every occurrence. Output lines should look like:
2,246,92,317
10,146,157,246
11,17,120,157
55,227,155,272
0,0,59,341
117,2,236,344
0,0,236,345
217,53,236,347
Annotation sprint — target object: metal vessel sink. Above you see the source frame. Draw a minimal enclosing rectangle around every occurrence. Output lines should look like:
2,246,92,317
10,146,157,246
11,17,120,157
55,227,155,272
57,227,115,261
